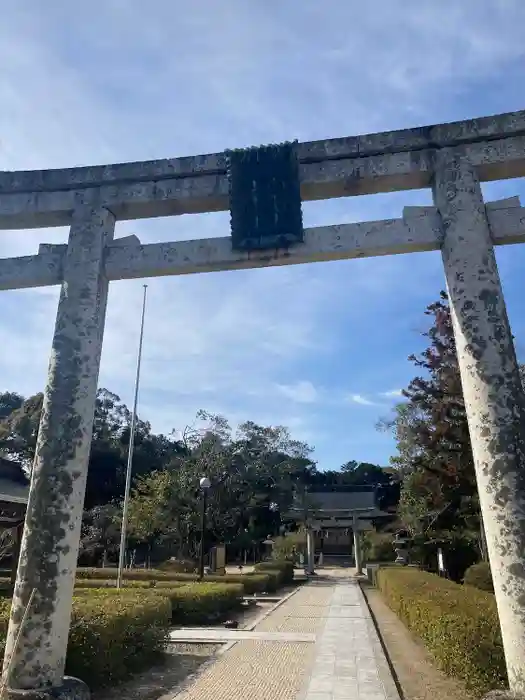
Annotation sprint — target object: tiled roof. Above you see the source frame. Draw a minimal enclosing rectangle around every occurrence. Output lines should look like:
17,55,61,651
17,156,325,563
306,491,377,511
0,457,29,504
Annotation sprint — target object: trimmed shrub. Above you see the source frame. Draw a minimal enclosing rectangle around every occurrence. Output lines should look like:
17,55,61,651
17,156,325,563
73,585,182,598
157,558,196,573
208,573,273,594
376,566,506,694
251,570,280,593
76,582,244,624
153,573,272,594
254,560,294,585
463,561,494,592
74,579,159,589
67,595,171,687
161,583,244,623
76,567,177,581
76,567,278,592
0,594,171,688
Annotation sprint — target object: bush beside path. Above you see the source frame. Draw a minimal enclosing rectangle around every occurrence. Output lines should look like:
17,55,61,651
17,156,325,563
0,562,293,690
374,566,506,695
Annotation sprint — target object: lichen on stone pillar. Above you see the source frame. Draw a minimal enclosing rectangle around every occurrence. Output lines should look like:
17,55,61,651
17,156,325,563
3,207,115,695
433,149,525,694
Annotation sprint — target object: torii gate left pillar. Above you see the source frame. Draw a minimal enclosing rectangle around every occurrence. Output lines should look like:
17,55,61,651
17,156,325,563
3,207,114,698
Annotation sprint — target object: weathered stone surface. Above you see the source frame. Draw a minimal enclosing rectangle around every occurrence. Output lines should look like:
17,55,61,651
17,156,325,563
0,108,524,194
433,151,525,694
1,112,525,228
3,207,115,690
2,201,525,291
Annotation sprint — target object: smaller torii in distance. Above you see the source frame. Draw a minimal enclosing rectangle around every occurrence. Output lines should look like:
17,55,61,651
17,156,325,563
284,486,392,575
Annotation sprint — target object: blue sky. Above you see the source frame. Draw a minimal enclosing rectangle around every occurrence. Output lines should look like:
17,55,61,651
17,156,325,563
1,1,525,470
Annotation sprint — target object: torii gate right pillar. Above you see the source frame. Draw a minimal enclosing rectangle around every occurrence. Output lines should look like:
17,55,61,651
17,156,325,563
433,150,525,694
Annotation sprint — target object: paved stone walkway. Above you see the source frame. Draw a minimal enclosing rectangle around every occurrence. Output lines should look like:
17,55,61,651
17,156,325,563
300,581,399,700
172,573,398,700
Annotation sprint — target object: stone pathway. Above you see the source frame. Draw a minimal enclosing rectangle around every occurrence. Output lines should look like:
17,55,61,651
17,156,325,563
171,572,398,700
300,581,399,700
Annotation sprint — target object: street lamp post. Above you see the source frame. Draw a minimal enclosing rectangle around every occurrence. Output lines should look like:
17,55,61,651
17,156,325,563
198,477,211,580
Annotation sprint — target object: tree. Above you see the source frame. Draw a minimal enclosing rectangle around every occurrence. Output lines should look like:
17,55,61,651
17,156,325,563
382,292,482,578
125,412,319,564
0,530,15,563
339,461,391,486
0,392,24,421
0,386,184,509
80,504,122,567
0,392,43,466
3,381,395,567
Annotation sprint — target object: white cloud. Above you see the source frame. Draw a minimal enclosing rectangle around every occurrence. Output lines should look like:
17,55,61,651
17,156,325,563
347,394,378,407
276,381,318,404
381,389,404,399
1,0,525,467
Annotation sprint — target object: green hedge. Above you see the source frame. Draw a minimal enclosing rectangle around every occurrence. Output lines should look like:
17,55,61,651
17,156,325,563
208,573,275,594
376,566,506,694
154,573,273,594
76,582,244,624
76,567,178,581
74,579,164,589
463,561,494,592
157,558,196,573
259,569,280,591
0,594,171,689
76,568,278,593
157,583,243,623
0,580,243,687
254,560,294,585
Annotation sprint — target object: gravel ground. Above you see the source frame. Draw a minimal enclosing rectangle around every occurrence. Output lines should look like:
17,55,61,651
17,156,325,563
92,644,220,700
92,601,275,700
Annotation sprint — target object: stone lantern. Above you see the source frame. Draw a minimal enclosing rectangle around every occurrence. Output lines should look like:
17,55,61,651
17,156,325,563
393,530,412,565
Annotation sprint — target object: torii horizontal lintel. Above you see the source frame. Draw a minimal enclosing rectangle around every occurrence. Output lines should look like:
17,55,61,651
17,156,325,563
1,111,525,229
0,199,523,291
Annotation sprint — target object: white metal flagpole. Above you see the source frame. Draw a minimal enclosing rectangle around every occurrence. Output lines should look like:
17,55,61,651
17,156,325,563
117,284,148,589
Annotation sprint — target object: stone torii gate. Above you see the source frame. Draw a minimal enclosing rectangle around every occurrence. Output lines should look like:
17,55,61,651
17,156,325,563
1,110,525,697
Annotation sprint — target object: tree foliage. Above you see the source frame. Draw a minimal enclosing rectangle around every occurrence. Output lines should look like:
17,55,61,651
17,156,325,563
0,386,393,567
0,392,43,465
126,412,316,561
381,291,525,579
